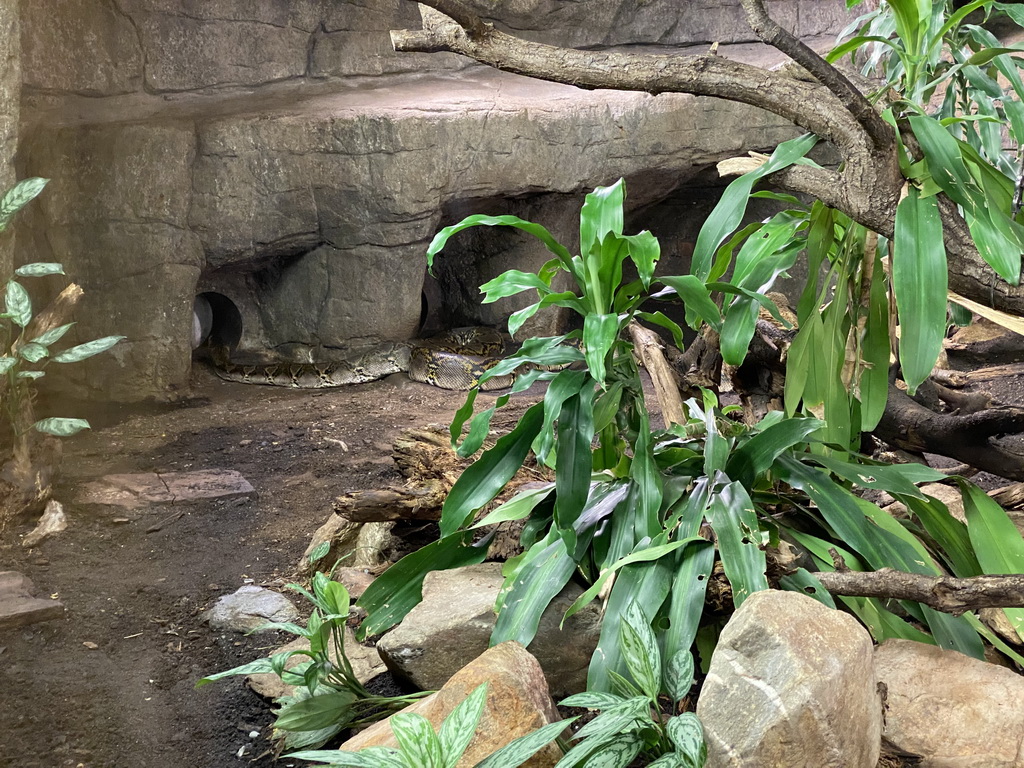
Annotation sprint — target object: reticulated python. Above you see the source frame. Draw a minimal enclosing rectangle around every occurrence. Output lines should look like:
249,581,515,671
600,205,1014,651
211,327,515,391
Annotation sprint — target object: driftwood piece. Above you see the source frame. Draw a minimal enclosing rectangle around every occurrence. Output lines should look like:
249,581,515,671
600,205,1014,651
627,321,685,427
334,480,448,522
812,568,1024,616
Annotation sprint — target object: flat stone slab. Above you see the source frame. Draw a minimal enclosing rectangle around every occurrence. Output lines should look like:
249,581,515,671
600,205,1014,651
77,469,255,508
0,571,65,629
202,586,299,633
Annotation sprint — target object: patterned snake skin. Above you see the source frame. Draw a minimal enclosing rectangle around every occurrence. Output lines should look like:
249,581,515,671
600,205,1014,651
212,327,514,391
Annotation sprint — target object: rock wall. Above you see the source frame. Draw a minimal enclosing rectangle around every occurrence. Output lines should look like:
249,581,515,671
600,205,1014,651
18,0,852,401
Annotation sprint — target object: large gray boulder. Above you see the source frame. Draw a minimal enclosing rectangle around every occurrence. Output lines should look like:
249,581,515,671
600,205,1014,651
876,639,1024,767
696,590,881,768
376,562,601,698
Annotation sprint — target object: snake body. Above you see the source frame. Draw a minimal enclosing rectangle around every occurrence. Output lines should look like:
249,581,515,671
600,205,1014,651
212,327,513,391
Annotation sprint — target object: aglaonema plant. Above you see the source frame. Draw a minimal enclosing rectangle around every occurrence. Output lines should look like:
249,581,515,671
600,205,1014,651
357,177,1024,697
198,570,433,751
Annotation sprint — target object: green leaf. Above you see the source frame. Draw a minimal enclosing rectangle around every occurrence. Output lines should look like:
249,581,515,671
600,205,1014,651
662,540,715,682
357,531,488,639
859,250,891,431
307,540,331,565
904,495,980,577
0,178,48,228
725,416,823,488
285,751,394,768
665,649,696,704
582,313,619,385
893,186,946,395
473,484,554,529
195,655,282,687
656,275,723,332
778,568,837,609
392,712,443,768
706,481,769,607
428,215,574,278
691,133,817,281
5,281,31,328
666,713,705,760
18,342,47,363
619,602,661,701
274,690,356,732
441,402,545,536
0,357,16,374
52,335,126,363
17,370,45,380
491,536,575,648
15,262,64,278
30,322,75,347
572,698,649,742
473,718,576,768
961,482,1024,634
480,270,553,303
580,179,626,261
555,388,596,540
33,417,91,437
559,692,623,709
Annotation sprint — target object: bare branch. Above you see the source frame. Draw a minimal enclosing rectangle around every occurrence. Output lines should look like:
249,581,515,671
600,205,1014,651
812,568,1024,615
740,0,892,148
392,0,869,153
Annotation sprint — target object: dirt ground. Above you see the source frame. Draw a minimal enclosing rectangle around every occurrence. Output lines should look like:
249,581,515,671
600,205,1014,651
0,365,522,768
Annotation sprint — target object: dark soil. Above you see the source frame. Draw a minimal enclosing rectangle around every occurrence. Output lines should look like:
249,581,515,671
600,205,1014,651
0,366,507,768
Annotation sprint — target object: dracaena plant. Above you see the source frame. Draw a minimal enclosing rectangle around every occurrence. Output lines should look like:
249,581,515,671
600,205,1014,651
356,179,1024,698
288,681,574,768
197,571,432,751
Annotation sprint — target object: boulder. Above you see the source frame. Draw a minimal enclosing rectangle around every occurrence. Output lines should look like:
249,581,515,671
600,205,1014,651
201,585,299,633
696,590,881,768
376,562,600,698
875,639,1024,767
339,641,563,768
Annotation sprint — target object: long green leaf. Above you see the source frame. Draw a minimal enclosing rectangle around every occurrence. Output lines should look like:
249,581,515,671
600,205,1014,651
860,249,891,431
961,482,1024,634
619,602,661,701
656,275,722,331
439,684,488,768
582,313,619,384
691,134,818,281
441,402,545,536
473,718,576,768
52,335,126,363
0,178,48,229
34,417,90,437
15,262,64,277
274,690,356,732
357,531,487,639
893,186,946,395
391,712,443,768
662,540,714,679
427,215,574,277
726,416,823,487
491,536,575,648
555,389,596,540
706,481,768,607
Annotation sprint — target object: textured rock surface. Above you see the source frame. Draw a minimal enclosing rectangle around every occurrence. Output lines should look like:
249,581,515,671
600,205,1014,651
18,0,854,400
376,562,600,698
77,470,255,508
340,641,563,768
697,590,881,768
202,585,299,633
876,639,1024,767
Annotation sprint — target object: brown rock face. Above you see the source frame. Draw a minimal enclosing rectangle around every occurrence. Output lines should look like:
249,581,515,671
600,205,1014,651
340,641,564,768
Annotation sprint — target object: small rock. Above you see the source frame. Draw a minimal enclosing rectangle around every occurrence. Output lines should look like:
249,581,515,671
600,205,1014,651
697,590,880,768
376,563,600,697
333,567,376,600
295,514,364,577
340,642,564,768
22,500,68,548
82,641,99,650
876,639,1024,767
201,586,298,633
0,571,65,629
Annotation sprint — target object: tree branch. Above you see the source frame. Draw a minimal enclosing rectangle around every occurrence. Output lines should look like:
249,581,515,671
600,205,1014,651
812,568,1024,616
392,0,870,153
739,0,892,148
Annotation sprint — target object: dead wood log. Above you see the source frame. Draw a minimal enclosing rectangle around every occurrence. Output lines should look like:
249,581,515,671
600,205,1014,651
812,568,1024,616
628,321,685,427
334,480,448,522
875,383,1024,481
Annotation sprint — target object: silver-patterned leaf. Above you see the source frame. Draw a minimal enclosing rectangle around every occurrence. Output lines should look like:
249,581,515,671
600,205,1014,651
473,717,575,768
31,322,74,347
0,357,17,374
572,697,649,741
666,713,705,761
579,733,643,768
0,178,48,228
33,417,90,437
619,602,661,700
558,692,623,710
439,683,487,768
15,262,64,278
52,335,125,363
18,342,48,363
391,712,442,768
16,370,45,380
5,281,31,328
665,649,695,704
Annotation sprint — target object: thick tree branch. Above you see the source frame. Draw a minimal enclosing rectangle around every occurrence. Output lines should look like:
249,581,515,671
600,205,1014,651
740,0,892,148
392,1,870,154
876,383,1024,480
812,568,1024,616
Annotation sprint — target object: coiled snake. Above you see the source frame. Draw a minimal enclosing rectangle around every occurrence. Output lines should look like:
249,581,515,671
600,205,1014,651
211,327,515,391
